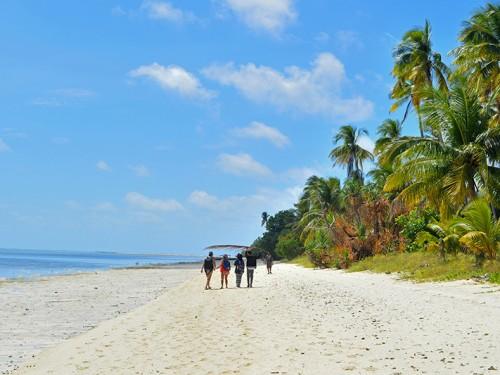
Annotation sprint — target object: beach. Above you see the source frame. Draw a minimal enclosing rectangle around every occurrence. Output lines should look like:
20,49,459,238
7,263,500,375
0,265,198,374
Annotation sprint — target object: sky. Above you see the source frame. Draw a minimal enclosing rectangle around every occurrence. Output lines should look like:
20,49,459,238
0,0,485,254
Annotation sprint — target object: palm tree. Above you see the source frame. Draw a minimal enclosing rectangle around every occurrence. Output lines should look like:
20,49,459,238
391,20,450,135
298,176,343,240
451,199,500,265
452,3,499,110
383,78,500,217
329,125,374,182
374,119,403,156
421,222,460,260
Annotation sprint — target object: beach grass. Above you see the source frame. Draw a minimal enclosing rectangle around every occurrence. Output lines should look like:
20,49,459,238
348,252,500,284
288,254,315,268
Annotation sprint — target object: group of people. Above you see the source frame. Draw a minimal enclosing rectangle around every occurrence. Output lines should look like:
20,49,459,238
201,250,273,290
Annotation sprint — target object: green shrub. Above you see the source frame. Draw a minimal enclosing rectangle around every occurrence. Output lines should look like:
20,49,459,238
275,231,304,260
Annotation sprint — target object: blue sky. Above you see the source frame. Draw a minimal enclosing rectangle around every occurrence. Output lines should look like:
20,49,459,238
0,0,485,254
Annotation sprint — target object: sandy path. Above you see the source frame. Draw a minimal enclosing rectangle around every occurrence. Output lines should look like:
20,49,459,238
13,264,500,375
1,267,197,374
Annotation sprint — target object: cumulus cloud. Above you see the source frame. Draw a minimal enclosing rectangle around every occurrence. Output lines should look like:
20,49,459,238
141,1,195,23
130,164,151,177
130,63,215,100
232,121,289,148
221,0,296,34
125,192,183,212
217,153,272,177
203,53,373,122
0,138,11,152
96,160,111,172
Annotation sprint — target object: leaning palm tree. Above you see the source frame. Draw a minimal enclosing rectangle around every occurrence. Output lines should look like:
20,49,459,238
374,119,403,156
452,3,499,108
391,20,450,135
451,199,500,265
383,78,500,218
329,125,374,182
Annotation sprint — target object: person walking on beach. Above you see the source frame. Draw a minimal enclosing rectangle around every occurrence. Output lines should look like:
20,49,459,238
265,252,273,274
220,254,231,289
234,253,245,288
245,250,257,288
201,251,216,290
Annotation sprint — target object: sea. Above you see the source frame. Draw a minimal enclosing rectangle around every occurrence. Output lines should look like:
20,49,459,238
0,248,202,280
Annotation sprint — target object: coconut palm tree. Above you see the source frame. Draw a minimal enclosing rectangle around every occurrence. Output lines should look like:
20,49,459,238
298,177,343,239
374,119,403,156
383,78,500,217
391,20,450,135
452,3,499,108
451,199,500,265
329,125,374,183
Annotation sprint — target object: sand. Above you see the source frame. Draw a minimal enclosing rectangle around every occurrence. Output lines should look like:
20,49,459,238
0,266,197,374
8,264,500,375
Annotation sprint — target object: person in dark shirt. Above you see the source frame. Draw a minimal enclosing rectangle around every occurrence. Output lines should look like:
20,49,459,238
201,251,216,290
265,252,273,274
234,253,245,288
245,250,257,288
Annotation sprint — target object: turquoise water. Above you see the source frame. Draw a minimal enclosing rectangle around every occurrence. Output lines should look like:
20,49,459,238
0,248,202,279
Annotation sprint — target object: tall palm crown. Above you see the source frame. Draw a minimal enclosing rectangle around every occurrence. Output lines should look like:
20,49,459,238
391,20,450,135
329,125,374,182
383,79,500,216
374,119,403,155
452,3,499,122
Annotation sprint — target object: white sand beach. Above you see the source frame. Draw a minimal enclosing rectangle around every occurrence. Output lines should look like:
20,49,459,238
0,267,197,374
8,264,500,375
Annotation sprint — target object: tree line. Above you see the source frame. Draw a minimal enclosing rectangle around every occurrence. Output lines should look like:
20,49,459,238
253,3,499,268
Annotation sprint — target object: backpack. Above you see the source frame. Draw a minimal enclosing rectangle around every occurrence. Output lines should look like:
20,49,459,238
235,259,244,274
204,257,213,270
223,259,230,270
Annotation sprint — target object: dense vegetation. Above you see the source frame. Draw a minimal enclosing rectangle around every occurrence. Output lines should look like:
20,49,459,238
252,3,500,282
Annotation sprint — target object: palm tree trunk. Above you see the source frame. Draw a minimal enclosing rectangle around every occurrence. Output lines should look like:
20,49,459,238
417,109,424,137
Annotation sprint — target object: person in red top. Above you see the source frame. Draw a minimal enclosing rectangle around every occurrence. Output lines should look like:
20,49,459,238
220,254,231,289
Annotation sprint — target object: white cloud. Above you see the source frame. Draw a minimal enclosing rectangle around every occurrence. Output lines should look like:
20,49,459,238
203,53,373,122
141,1,195,23
125,192,183,212
232,121,289,148
334,30,363,50
0,138,11,152
357,135,375,154
222,0,296,34
130,164,151,177
217,153,272,177
189,186,300,215
130,63,215,100
96,160,111,172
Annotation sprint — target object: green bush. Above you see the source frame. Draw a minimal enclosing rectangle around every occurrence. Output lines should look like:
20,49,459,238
395,209,437,252
275,231,304,260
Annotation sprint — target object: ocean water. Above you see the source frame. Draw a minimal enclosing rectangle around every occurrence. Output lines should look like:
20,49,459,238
0,248,202,279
